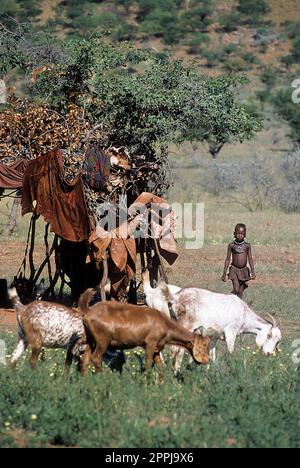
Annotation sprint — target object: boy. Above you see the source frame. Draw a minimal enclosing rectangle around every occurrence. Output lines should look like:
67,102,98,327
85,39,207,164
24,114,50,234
222,223,256,299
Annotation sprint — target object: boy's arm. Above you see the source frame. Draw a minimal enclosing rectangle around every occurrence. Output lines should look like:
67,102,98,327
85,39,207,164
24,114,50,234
222,244,231,281
248,244,256,279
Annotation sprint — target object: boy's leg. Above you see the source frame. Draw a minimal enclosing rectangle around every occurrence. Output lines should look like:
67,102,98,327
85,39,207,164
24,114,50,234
231,277,240,296
238,281,249,299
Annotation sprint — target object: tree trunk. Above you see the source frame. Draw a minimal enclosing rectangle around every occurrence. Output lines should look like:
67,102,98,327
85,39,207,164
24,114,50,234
3,197,21,237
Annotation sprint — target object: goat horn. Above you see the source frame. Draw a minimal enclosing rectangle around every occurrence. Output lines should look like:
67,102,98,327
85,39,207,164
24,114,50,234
266,313,277,328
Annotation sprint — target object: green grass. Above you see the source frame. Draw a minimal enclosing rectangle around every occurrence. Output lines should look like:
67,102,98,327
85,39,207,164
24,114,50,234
0,332,299,448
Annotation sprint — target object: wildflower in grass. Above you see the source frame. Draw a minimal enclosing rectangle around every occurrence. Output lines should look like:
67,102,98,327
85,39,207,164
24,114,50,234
4,422,10,427
50,372,54,377
31,414,37,421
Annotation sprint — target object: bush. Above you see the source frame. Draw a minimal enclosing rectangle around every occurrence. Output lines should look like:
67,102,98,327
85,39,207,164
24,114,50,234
237,0,271,24
180,1,213,33
186,33,210,55
217,13,240,32
281,151,300,184
202,156,277,211
140,10,182,44
260,67,277,89
277,185,300,213
222,57,249,73
282,21,300,39
242,52,258,64
112,23,138,42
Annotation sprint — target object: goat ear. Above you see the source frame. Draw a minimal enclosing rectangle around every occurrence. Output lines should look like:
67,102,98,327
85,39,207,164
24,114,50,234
192,336,210,364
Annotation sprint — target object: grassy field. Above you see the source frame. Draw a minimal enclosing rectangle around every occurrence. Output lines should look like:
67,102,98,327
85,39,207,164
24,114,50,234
1,0,300,449
0,333,299,448
1,336,299,449
0,188,300,447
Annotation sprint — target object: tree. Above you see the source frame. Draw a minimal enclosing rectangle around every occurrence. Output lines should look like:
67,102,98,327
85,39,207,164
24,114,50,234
177,76,263,158
272,88,300,145
0,25,263,167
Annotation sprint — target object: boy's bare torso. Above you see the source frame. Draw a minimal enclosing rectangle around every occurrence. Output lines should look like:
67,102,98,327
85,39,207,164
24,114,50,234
229,241,250,269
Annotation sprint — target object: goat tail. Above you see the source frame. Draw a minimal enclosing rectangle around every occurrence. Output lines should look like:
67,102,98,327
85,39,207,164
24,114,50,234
78,288,96,315
8,287,25,311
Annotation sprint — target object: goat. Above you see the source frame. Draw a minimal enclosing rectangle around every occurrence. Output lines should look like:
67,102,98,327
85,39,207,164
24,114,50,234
78,289,211,374
163,286,282,371
32,279,46,301
142,269,181,318
8,288,86,370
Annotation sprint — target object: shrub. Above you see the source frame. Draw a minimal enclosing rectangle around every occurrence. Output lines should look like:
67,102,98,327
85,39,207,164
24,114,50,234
282,37,300,66
140,10,182,44
260,67,277,89
242,52,258,64
281,150,300,184
277,185,300,213
222,57,249,73
237,0,271,24
202,156,277,211
180,1,213,33
282,21,300,39
186,33,210,55
217,13,240,32
112,23,138,42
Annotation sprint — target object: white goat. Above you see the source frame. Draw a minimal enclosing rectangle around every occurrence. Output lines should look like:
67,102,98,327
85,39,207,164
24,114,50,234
164,287,282,371
141,269,181,317
8,288,86,370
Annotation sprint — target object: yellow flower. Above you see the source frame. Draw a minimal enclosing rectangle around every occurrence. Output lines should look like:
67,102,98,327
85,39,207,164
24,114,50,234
31,414,37,421
4,422,10,427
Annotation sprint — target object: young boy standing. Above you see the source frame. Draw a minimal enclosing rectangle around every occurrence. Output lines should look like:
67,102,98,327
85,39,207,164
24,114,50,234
222,223,256,299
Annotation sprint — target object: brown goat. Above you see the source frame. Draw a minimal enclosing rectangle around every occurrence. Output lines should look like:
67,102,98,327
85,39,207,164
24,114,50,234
78,289,211,374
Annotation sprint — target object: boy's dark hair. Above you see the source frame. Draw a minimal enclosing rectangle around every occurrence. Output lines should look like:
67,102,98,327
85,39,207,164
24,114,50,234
234,223,246,232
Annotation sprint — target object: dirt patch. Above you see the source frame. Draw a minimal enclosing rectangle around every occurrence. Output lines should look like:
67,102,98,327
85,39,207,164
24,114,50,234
0,241,45,280
0,309,17,331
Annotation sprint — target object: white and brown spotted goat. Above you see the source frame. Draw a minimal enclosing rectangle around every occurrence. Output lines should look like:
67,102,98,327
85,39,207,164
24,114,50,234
8,288,86,370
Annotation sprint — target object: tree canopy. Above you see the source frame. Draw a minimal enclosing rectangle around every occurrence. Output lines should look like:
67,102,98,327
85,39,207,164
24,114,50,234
0,25,263,168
